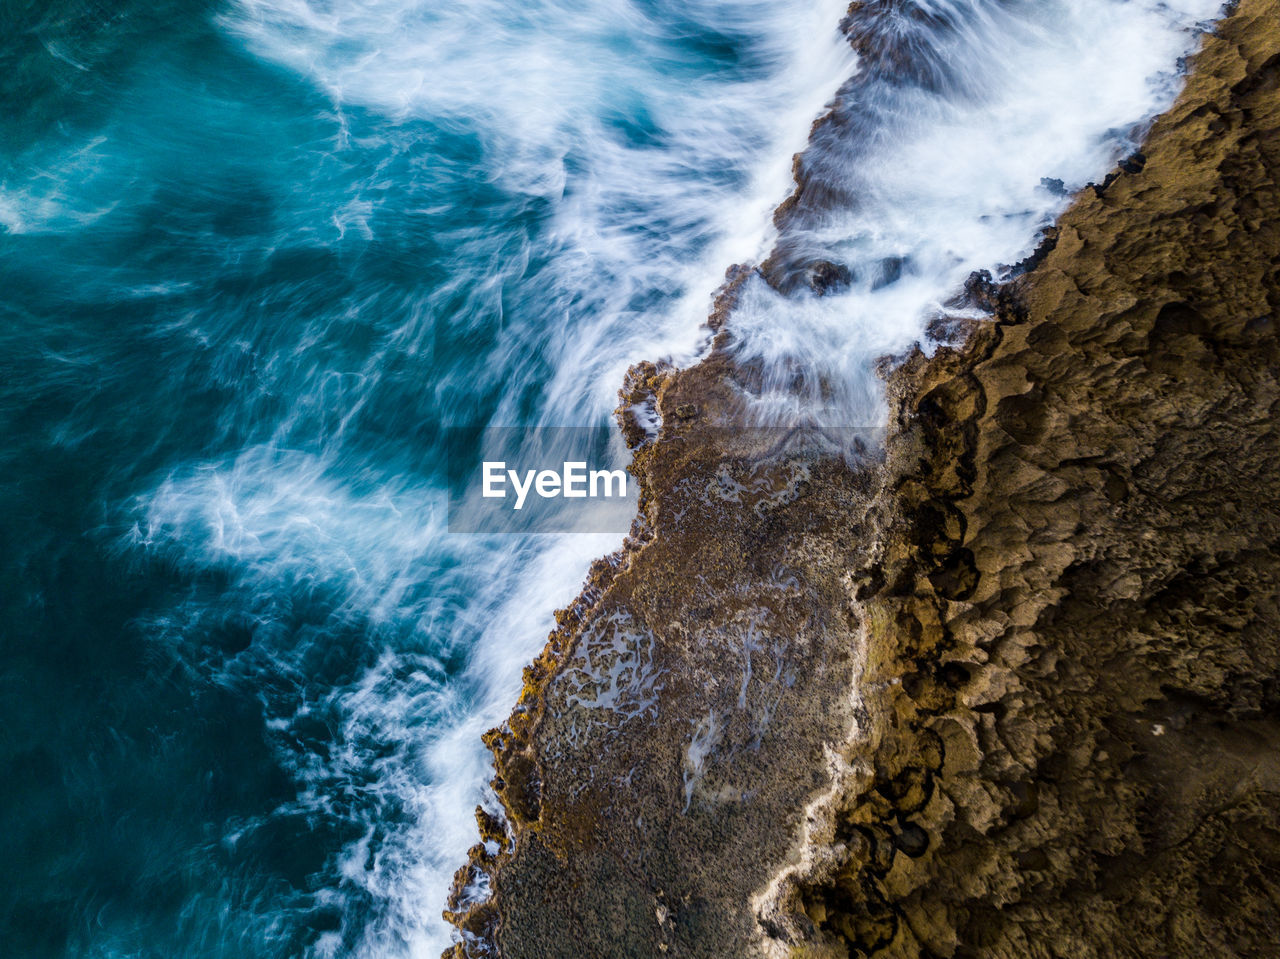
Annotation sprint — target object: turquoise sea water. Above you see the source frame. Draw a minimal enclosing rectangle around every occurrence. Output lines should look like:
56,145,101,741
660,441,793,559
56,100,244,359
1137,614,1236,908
1,1,853,954
0,0,1221,956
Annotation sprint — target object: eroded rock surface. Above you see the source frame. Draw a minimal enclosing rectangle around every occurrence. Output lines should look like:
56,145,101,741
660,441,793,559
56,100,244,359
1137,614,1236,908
445,1,1280,956
768,3,1280,955
446,351,880,958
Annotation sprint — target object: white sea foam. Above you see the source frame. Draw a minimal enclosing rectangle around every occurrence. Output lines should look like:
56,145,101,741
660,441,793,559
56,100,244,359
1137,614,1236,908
223,0,858,420
110,1,860,952
131,443,620,955
116,0,1227,954
0,136,120,234
728,0,1224,426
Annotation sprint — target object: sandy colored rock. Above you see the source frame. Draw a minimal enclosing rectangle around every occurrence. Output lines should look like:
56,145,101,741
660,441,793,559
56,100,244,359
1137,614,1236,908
769,3,1280,955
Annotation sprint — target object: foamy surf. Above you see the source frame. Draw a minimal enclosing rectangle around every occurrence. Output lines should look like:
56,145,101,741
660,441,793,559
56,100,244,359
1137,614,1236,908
0,0,1224,956
121,0,861,953
727,0,1224,426
198,0,1221,954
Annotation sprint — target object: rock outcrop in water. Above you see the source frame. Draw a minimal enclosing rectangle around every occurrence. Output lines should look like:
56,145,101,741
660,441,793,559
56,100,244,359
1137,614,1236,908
445,1,1280,955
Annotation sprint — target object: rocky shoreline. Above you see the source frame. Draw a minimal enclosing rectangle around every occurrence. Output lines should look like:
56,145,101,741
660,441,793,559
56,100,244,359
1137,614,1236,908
445,1,1280,955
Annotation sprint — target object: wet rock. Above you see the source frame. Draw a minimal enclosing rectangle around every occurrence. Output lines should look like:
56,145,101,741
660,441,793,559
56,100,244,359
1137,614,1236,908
1039,176,1067,196
806,259,853,295
444,2,1280,956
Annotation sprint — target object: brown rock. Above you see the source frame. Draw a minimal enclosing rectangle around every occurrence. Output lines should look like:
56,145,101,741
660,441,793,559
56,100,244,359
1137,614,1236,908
444,1,1280,956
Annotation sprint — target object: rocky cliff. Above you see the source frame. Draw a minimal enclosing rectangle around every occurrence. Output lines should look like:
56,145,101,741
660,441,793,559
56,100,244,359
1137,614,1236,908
445,1,1280,955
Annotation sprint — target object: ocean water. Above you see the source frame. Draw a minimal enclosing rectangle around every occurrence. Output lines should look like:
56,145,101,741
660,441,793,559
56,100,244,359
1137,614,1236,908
0,0,1219,956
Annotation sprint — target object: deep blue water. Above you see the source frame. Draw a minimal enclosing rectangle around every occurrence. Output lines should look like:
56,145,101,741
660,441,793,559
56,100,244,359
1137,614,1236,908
0,0,1219,955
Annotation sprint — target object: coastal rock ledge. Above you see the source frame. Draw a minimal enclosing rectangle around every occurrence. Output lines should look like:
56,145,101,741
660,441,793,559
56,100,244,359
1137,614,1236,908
446,1,1280,956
